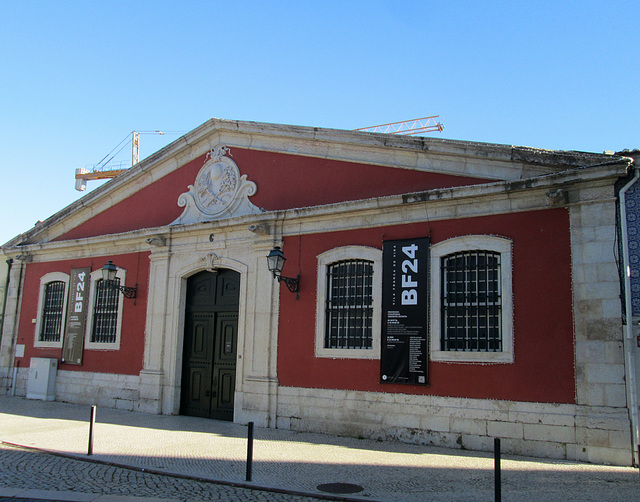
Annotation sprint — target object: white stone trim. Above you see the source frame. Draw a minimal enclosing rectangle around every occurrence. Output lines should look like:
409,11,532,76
429,235,513,363
84,268,126,351
34,272,69,348
315,246,382,359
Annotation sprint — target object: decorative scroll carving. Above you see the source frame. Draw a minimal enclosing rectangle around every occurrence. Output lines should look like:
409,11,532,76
205,253,221,272
171,145,261,225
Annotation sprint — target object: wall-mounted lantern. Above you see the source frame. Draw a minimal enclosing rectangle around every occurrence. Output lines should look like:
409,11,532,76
101,260,137,299
266,246,299,295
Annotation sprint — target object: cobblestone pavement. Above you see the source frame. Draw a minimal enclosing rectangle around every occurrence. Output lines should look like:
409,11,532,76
0,443,331,502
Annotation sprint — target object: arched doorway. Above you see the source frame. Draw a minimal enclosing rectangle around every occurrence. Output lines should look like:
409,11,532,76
180,269,240,420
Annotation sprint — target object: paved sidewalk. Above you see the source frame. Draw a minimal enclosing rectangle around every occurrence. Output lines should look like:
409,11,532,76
0,396,638,501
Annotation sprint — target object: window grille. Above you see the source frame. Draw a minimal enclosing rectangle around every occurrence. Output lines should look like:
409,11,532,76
91,278,120,344
39,281,65,342
441,250,502,352
325,259,374,349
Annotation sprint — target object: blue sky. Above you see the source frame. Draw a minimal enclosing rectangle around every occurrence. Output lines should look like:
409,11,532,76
1,1,637,245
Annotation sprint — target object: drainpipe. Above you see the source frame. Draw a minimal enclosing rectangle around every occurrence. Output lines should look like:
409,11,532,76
0,258,12,346
618,163,640,466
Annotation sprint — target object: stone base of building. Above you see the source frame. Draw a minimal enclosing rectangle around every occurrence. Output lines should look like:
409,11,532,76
276,386,635,467
4,368,143,412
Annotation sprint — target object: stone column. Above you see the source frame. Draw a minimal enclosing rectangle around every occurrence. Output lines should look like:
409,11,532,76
570,183,631,465
138,246,172,414
235,239,281,428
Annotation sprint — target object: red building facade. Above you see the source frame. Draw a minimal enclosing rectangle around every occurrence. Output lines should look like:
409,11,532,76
0,119,635,465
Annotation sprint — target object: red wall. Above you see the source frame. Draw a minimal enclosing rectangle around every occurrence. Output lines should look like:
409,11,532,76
276,208,575,404
231,149,490,211
58,148,490,240
15,252,149,375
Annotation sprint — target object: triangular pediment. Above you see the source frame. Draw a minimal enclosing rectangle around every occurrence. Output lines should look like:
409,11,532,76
2,118,622,247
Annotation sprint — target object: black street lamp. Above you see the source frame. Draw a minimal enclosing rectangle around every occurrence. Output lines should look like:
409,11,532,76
266,246,299,295
101,260,137,299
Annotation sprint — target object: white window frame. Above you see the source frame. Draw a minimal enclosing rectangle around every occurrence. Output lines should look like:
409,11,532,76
430,235,513,363
34,272,69,348
84,267,126,351
315,246,382,359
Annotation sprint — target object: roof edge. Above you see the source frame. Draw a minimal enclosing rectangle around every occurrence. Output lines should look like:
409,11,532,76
3,118,629,247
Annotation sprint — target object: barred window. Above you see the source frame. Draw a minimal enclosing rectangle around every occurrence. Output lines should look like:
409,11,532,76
91,278,120,344
39,281,66,342
316,246,382,359
325,259,374,349
430,236,513,363
441,251,501,352
35,272,69,348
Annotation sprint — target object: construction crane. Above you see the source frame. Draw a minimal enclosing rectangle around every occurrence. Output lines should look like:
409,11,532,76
75,130,165,191
354,116,444,135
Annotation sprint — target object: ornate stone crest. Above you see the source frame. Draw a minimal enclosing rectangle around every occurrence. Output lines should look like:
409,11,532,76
171,145,261,225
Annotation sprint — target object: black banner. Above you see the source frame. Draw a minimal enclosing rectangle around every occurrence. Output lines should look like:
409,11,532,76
62,267,91,365
381,238,429,385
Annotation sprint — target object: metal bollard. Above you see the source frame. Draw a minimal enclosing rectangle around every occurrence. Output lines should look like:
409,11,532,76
246,421,254,482
494,438,501,502
88,405,97,456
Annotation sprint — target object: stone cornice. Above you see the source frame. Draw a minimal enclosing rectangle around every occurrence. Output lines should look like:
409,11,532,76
2,160,627,262
402,159,629,204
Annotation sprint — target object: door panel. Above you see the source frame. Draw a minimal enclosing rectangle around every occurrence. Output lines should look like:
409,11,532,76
210,314,238,421
181,315,214,417
188,273,216,309
216,273,241,307
181,270,240,421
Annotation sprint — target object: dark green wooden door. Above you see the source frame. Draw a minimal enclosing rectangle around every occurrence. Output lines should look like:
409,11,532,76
181,269,239,421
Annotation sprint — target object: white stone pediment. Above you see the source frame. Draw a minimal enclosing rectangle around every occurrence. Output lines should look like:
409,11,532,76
171,145,262,225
